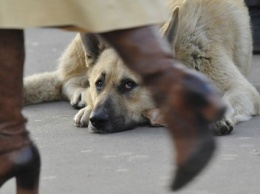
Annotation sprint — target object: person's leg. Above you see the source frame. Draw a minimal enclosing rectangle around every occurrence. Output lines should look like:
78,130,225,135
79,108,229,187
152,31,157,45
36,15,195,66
0,29,40,194
99,25,226,190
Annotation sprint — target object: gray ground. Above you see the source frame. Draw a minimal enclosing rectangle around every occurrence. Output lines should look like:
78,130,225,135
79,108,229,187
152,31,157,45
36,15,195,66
1,29,260,194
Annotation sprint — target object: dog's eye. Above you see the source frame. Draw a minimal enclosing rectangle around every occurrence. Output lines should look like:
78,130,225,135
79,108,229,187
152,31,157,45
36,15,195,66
119,80,137,94
125,81,136,90
118,79,137,94
95,80,103,91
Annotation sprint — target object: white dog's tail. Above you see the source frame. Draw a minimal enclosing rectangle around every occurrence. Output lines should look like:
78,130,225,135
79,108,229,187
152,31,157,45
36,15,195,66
24,71,63,105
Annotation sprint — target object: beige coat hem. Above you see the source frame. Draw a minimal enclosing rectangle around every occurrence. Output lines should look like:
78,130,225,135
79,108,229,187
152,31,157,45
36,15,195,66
0,0,169,32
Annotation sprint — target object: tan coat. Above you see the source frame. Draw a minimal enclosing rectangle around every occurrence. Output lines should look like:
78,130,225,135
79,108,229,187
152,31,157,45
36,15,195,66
0,0,168,32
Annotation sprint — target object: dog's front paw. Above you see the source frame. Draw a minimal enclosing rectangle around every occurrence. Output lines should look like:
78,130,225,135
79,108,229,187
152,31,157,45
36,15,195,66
74,106,92,127
211,118,234,136
70,88,87,109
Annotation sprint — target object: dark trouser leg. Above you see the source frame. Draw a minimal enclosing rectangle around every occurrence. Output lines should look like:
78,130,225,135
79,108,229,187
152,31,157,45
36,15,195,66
0,29,40,194
99,25,225,190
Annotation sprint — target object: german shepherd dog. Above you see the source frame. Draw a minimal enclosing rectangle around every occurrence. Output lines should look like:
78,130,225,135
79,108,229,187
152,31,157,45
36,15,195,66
24,0,260,135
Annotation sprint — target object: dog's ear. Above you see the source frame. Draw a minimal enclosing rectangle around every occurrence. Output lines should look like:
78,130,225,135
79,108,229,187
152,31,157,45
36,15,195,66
142,109,167,127
80,33,107,66
163,7,180,54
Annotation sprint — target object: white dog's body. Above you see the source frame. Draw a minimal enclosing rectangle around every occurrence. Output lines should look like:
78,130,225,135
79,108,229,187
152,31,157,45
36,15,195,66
24,0,260,135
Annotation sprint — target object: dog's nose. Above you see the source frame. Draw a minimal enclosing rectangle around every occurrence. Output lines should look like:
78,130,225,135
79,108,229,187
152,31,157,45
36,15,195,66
89,109,109,129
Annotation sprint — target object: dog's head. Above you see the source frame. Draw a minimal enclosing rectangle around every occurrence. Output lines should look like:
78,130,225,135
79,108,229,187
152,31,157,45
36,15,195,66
80,34,155,133
79,7,181,133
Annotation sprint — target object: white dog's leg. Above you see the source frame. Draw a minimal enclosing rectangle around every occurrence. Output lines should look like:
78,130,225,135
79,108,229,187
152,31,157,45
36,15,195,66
204,55,260,135
24,71,63,105
62,74,89,108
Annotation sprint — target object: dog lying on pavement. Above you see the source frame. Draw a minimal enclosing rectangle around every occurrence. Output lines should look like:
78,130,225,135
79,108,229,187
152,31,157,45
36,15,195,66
24,0,260,135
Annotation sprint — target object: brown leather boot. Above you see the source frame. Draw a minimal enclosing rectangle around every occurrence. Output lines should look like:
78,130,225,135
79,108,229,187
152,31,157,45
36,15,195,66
0,30,40,194
100,26,226,190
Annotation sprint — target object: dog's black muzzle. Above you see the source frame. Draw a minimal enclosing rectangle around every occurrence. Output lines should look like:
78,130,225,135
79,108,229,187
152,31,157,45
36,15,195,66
89,107,109,132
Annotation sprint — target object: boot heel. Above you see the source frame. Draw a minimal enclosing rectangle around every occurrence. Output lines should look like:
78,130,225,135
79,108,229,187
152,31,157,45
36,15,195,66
15,143,41,194
16,168,40,194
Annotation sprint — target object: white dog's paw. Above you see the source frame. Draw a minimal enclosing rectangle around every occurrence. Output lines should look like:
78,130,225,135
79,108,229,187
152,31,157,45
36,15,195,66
211,103,234,135
70,88,86,109
73,106,92,127
211,118,234,136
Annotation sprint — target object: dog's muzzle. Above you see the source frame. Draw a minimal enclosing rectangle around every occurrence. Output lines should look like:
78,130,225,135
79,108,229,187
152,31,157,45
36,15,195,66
89,108,109,132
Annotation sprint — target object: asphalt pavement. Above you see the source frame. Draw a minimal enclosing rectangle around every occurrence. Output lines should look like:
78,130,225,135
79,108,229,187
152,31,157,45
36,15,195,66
1,29,260,194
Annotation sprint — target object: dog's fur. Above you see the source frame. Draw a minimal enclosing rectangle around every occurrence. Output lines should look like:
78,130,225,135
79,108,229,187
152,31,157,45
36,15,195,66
24,0,260,135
